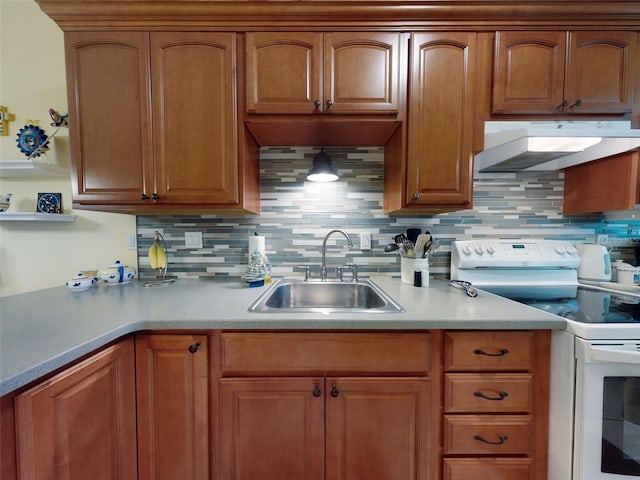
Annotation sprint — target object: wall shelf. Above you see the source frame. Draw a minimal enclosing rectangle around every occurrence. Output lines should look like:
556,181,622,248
0,213,76,222
0,160,68,178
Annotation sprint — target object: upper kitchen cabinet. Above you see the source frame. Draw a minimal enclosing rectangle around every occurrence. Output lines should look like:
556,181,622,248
492,31,637,115
384,32,480,213
246,32,401,115
563,150,640,214
65,31,259,214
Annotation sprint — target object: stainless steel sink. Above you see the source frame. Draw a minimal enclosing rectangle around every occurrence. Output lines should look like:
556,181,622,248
248,278,404,313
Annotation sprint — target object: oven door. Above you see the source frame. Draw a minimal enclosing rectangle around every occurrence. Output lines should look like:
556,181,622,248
574,338,640,480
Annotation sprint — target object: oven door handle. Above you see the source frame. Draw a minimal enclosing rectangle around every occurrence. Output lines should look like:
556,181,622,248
588,345,640,365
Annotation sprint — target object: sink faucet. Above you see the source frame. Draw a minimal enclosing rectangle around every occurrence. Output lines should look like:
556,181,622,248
320,229,353,280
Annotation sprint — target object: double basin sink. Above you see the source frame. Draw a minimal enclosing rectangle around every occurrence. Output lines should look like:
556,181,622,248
249,278,404,313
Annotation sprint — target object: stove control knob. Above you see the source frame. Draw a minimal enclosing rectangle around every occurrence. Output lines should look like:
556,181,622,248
487,246,496,254
475,246,485,255
555,246,567,255
462,246,472,255
565,245,578,255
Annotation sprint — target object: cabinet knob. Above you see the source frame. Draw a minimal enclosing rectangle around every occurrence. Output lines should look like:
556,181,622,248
140,193,149,200
473,390,509,401
474,434,508,446
314,100,321,110
473,348,509,357
569,99,582,109
313,384,322,397
188,342,201,354
151,193,159,200
556,99,568,111
326,99,333,110
412,193,420,200
330,384,340,397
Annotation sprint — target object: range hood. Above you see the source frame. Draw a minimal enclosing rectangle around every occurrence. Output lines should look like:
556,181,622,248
475,121,640,172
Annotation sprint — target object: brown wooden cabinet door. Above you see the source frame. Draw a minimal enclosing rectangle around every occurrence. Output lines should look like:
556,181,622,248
136,334,209,480
565,31,637,114
492,31,566,114
406,32,476,208
151,32,239,205
325,377,433,480
324,32,402,114
65,32,153,205
246,32,322,114
15,339,137,480
219,377,325,480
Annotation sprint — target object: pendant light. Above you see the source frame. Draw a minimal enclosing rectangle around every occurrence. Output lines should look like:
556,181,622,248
306,148,339,182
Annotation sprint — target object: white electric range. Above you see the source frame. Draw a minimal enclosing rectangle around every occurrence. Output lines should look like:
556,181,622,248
451,239,640,480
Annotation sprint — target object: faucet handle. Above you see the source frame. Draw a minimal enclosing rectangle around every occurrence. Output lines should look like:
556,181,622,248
297,265,311,281
337,263,358,282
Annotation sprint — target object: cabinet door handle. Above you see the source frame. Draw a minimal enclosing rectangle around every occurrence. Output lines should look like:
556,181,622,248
151,193,159,200
326,99,333,110
473,390,508,401
140,193,149,200
314,100,321,110
556,99,568,111
313,385,322,397
330,384,340,397
412,193,420,200
569,99,582,109
474,348,509,357
474,434,508,445
188,342,201,354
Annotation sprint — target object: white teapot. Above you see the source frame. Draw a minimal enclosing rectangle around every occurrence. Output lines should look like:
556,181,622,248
98,260,136,285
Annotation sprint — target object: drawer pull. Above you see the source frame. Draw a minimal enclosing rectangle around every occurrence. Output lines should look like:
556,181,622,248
474,348,509,357
188,342,201,354
330,384,340,398
473,390,509,401
313,385,322,397
474,434,508,445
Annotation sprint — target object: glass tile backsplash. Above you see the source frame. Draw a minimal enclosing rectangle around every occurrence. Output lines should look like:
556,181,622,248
137,146,631,280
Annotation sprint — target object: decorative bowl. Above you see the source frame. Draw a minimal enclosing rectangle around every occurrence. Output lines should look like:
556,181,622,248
98,260,136,285
66,275,97,291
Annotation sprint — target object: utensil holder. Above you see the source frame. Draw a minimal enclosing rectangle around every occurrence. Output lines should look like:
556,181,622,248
401,257,429,285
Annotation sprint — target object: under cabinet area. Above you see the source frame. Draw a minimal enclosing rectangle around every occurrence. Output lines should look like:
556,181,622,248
217,331,438,480
64,31,259,214
492,31,637,115
442,331,550,480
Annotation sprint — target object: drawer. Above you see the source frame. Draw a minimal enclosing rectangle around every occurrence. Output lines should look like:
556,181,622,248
443,415,531,455
219,332,432,375
443,458,532,480
444,373,533,413
444,331,534,371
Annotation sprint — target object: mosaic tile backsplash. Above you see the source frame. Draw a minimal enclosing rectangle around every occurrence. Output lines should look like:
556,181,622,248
137,146,638,280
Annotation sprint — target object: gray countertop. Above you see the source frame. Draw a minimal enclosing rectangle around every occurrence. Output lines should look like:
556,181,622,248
0,277,565,396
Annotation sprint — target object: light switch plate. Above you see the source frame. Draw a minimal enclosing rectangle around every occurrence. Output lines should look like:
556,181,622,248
185,231,203,249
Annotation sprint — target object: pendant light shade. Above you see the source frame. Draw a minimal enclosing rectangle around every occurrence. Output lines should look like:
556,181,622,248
307,148,339,182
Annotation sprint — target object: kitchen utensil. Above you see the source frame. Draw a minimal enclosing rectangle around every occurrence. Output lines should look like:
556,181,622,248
449,280,478,297
406,228,422,244
576,244,612,282
414,233,431,258
384,243,399,253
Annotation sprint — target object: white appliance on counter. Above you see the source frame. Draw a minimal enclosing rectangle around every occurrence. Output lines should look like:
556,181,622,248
451,239,640,480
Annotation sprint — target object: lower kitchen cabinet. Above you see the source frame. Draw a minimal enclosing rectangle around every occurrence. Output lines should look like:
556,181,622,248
14,339,137,480
135,334,210,480
442,331,550,480
217,331,438,480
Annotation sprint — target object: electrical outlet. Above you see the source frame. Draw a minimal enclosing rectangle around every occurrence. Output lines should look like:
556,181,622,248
128,234,137,250
360,232,371,251
596,234,609,245
185,231,203,249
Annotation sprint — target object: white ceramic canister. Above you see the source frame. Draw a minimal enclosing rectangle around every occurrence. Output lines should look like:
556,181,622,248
615,266,640,285
401,257,429,285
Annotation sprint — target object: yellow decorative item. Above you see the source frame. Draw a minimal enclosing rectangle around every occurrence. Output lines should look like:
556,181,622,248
0,106,14,136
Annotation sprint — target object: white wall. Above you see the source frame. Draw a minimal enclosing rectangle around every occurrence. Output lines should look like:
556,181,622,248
0,0,137,296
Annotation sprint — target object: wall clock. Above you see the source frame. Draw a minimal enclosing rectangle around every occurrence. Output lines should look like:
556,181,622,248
36,192,62,214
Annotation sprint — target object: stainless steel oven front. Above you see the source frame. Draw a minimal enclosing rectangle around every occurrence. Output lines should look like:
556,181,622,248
574,338,640,480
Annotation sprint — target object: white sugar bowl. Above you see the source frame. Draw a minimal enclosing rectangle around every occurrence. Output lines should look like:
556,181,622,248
98,260,136,285
66,275,97,291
